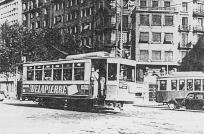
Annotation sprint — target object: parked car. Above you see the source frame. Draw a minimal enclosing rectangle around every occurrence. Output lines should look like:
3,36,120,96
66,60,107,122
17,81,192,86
0,91,5,101
168,92,204,110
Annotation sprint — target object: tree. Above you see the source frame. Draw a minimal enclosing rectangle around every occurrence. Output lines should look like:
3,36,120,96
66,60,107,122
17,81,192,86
181,37,204,71
0,22,83,74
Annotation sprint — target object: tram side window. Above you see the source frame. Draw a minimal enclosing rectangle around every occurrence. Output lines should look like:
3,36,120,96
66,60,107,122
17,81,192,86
35,65,43,80
179,80,185,90
108,63,117,80
120,64,135,82
74,63,84,80
194,79,201,91
44,65,52,81
63,63,72,80
171,80,177,91
160,80,167,90
53,64,62,80
187,79,193,91
27,66,34,80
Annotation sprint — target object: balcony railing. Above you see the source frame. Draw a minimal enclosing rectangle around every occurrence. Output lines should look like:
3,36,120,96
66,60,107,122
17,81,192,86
135,6,176,13
178,25,191,32
193,9,204,17
178,42,193,50
193,26,204,33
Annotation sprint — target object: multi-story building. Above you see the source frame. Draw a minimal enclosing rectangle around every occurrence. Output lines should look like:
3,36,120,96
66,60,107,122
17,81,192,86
0,0,22,25
131,0,204,78
22,0,135,56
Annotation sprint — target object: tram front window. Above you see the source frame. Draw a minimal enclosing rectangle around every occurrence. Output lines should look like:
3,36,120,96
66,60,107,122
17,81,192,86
74,63,84,80
194,79,201,91
53,64,62,80
179,80,185,90
108,63,117,80
35,65,43,80
27,66,34,81
160,80,167,90
187,79,193,91
120,64,135,82
63,63,72,80
171,80,177,91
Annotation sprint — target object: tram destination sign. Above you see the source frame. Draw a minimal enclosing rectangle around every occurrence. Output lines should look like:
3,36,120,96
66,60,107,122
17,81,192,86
22,84,88,95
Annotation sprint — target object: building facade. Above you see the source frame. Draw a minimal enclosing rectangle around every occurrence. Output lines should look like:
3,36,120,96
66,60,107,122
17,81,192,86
131,0,204,79
22,0,135,56
0,0,22,25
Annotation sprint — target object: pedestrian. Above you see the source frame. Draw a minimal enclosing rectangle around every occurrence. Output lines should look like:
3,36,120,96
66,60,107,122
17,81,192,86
91,68,99,98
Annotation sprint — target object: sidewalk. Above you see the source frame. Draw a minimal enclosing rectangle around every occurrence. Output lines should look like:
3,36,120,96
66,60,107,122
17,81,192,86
133,101,168,108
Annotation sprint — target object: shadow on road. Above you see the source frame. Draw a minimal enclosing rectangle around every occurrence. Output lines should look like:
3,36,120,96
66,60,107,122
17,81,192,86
2,101,120,114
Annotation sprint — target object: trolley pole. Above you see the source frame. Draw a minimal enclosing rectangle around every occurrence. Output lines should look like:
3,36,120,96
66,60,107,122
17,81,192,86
120,0,123,58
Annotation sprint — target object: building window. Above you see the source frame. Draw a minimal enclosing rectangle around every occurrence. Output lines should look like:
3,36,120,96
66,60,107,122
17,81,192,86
182,17,188,26
181,33,188,46
152,50,161,61
36,12,39,17
23,3,27,10
152,1,158,9
152,32,161,43
43,20,48,27
164,51,173,61
139,32,149,43
165,16,173,26
182,2,188,12
23,14,26,21
140,50,149,61
36,21,40,28
164,33,173,44
44,0,48,3
140,14,149,26
30,13,34,19
152,15,161,26
44,8,48,14
140,0,147,8
31,22,35,29
30,1,34,9
164,1,170,7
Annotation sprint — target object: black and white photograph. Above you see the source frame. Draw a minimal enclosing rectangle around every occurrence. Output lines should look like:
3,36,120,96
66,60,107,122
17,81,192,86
0,0,204,133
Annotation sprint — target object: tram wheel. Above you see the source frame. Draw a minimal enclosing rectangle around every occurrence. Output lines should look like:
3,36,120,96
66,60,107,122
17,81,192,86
168,103,176,110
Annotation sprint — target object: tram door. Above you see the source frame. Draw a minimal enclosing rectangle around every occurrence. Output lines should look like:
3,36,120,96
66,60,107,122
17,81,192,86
91,59,107,98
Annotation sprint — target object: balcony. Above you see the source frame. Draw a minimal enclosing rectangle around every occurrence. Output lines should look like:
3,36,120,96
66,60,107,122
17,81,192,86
178,25,191,32
135,6,176,13
193,9,204,17
178,42,193,50
193,26,204,33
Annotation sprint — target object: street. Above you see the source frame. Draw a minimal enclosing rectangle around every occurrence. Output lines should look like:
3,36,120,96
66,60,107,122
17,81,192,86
0,100,204,134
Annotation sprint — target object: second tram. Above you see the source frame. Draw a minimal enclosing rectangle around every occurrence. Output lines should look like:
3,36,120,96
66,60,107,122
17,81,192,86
156,71,204,103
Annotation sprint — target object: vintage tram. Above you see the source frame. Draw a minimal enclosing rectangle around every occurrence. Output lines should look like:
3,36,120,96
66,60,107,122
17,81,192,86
21,52,142,110
156,71,204,103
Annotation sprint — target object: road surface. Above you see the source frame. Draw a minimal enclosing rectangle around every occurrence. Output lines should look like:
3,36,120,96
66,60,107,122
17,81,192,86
0,100,204,134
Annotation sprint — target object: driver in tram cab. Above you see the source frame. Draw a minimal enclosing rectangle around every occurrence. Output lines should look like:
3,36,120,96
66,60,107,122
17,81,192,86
91,68,99,98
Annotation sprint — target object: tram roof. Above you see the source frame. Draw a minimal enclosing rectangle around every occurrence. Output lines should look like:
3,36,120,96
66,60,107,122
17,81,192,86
159,71,204,79
23,51,136,65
